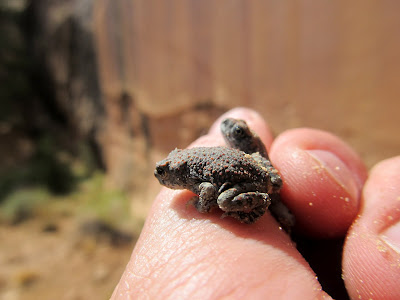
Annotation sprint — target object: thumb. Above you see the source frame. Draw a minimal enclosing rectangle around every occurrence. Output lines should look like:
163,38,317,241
343,156,400,300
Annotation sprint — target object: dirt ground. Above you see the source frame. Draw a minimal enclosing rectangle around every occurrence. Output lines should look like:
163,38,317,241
0,216,134,300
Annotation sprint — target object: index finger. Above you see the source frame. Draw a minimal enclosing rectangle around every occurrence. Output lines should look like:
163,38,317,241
111,108,325,299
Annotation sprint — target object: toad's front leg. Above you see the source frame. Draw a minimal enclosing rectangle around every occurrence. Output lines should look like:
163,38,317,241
192,182,219,213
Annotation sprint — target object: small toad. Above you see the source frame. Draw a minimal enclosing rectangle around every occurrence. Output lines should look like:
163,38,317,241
154,118,294,228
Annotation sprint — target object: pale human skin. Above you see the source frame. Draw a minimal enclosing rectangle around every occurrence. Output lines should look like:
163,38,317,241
112,108,400,299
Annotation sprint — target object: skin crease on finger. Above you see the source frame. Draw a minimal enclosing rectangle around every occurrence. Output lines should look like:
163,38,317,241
111,108,331,299
343,156,400,300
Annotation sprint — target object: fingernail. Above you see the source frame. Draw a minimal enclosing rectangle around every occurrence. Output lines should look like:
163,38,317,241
306,150,359,201
381,222,400,253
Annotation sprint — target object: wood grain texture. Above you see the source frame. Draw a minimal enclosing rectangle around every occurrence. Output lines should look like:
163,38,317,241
93,0,400,176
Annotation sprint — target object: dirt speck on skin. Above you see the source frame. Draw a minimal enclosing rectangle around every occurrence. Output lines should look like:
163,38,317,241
0,218,135,300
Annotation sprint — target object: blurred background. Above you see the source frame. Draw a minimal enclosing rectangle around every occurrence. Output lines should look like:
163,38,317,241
1,0,399,299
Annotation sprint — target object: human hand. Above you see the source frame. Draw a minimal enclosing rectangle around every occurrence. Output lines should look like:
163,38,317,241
112,108,400,299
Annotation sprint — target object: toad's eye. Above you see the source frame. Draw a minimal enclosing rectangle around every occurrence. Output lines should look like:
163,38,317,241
155,166,166,177
234,126,244,136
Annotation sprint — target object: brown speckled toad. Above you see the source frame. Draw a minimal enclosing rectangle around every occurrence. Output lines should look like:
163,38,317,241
154,118,294,228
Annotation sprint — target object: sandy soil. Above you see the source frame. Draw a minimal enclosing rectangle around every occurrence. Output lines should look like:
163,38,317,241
0,217,134,300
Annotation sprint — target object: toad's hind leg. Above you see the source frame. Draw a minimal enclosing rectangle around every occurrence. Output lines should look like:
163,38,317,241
269,193,295,232
218,190,271,224
218,189,270,212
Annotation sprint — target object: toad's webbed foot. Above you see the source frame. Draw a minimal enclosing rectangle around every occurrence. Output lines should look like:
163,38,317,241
269,193,295,232
222,205,267,224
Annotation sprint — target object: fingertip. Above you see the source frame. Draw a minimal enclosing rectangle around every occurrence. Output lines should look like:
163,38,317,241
343,156,400,300
270,128,367,237
360,156,400,216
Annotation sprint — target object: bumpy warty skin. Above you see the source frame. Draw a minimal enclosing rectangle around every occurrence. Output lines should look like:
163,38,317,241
154,146,275,195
